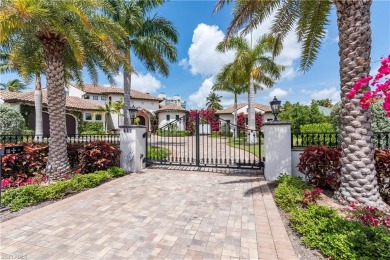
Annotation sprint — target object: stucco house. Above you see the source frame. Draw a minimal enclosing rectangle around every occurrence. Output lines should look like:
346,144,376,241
216,103,274,126
0,89,101,135
66,84,162,131
155,104,187,130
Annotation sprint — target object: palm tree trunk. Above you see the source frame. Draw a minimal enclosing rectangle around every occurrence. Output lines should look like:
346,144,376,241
335,0,386,209
41,36,70,179
123,47,131,126
247,75,256,143
233,92,238,138
34,73,43,141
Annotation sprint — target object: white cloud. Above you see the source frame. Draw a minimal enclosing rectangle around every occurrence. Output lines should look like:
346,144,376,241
188,77,214,109
185,23,235,76
268,88,290,99
245,15,301,80
333,36,339,43
112,72,163,94
303,87,340,103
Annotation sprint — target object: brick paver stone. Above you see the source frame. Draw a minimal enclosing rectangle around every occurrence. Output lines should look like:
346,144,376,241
0,169,296,259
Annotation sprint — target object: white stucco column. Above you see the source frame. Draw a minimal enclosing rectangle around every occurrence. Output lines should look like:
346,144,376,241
262,122,292,181
119,125,147,173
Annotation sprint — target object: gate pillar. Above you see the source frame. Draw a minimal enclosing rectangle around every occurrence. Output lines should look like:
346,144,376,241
262,122,292,181
119,125,147,173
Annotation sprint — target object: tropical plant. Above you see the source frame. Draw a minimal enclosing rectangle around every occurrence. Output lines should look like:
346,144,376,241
112,100,124,126
0,0,127,178
214,0,386,207
0,105,25,135
216,35,283,143
108,0,178,125
0,79,27,92
99,103,114,132
213,62,247,137
206,92,223,111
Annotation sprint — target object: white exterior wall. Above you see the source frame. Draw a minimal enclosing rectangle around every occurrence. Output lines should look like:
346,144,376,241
292,149,305,179
218,114,234,123
158,111,186,130
263,122,292,181
0,101,21,110
263,113,274,122
132,99,159,112
68,85,85,98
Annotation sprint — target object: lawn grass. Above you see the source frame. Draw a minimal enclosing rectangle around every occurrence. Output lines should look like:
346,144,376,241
148,146,170,160
226,136,264,158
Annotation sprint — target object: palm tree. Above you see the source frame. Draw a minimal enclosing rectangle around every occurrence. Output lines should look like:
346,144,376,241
213,62,247,136
112,100,124,126
0,79,27,92
206,92,223,111
0,0,127,178
99,103,114,133
217,35,283,143
214,0,386,208
108,0,178,125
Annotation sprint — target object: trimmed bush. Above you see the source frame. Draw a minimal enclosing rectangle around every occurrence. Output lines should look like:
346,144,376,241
2,167,125,211
0,105,25,135
155,130,190,137
79,121,104,134
300,123,334,133
274,175,390,260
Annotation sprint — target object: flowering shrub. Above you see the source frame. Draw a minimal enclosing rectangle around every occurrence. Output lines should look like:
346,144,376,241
302,187,323,207
187,109,220,132
236,113,247,131
298,146,389,204
0,105,25,135
348,202,390,231
348,54,390,116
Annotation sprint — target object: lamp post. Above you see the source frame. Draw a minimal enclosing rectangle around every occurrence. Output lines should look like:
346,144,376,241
270,96,281,121
128,105,138,125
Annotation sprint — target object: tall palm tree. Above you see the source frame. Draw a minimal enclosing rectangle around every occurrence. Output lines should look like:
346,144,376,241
213,62,247,136
206,92,223,111
0,79,27,92
108,0,178,125
0,0,127,178
214,0,387,208
217,35,283,143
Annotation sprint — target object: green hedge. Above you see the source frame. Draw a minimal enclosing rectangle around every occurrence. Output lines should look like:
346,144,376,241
155,130,190,137
275,175,390,260
300,123,334,133
2,167,125,212
79,121,104,134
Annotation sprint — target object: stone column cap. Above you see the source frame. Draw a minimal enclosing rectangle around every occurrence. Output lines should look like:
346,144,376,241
119,125,147,129
262,121,292,126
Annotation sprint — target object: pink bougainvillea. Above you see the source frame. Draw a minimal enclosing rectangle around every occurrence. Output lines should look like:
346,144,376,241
187,109,220,132
348,54,390,116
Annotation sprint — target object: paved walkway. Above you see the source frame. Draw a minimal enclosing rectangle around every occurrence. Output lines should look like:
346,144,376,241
0,169,296,260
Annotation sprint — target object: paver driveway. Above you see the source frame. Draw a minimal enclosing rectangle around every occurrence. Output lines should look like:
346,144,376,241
0,169,296,260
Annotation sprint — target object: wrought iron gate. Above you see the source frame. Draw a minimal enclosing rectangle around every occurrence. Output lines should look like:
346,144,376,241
145,114,264,170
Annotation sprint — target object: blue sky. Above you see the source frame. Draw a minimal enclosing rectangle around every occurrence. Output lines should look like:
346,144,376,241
1,0,389,109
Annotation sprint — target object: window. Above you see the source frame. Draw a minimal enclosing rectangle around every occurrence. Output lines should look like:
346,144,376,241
166,115,170,121
245,118,248,125
85,113,92,120
95,114,102,121
93,96,98,100
267,118,273,122
176,115,179,120
84,95,90,99
226,120,230,125
101,96,107,101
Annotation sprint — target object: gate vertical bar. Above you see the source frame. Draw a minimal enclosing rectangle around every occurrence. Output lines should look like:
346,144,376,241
196,113,200,167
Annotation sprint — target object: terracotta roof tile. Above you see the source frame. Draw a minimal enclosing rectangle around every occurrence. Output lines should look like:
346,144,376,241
0,90,101,111
77,84,162,101
216,102,272,114
156,103,187,113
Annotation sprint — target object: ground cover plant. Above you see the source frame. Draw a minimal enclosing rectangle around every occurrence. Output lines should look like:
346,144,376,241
275,175,390,260
2,167,125,212
148,146,170,160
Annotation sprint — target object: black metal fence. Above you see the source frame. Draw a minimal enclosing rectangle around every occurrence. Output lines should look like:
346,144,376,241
292,132,390,149
0,134,120,145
